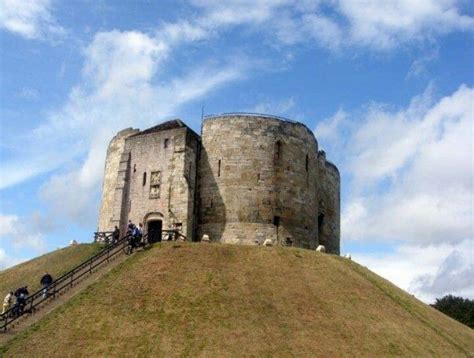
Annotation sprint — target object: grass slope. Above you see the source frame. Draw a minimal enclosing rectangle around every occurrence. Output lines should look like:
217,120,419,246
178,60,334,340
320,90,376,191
2,243,473,357
0,243,103,297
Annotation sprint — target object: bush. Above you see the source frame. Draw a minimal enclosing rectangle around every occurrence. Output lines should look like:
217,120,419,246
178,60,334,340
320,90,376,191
431,295,474,328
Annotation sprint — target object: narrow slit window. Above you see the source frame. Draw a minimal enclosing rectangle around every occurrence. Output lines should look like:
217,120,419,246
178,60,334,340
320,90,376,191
164,138,169,148
143,172,147,186
218,159,221,177
318,213,325,237
275,141,282,160
273,215,280,227
305,154,309,172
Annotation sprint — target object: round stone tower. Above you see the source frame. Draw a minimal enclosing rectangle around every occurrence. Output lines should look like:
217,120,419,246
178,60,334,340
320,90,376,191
197,114,320,249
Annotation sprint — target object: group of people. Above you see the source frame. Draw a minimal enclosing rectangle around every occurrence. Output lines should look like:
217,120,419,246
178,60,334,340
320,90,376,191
127,220,144,247
107,221,143,245
2,272,53,317
2,286,29,317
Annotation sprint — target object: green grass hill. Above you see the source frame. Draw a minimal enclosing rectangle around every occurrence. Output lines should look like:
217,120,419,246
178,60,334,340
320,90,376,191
1,243,473,357
0,243,103,297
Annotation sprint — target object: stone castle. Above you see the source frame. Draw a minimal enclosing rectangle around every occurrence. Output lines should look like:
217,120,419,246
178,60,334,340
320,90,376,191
97,114,340,253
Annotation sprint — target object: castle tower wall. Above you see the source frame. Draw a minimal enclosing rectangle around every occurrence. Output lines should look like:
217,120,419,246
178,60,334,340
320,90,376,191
97,128,139,232
317,151,341,254
198,115,320,248
124,125,199,240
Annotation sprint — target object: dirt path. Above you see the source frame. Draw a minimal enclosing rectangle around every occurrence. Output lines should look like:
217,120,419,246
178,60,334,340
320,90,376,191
0,245,129,346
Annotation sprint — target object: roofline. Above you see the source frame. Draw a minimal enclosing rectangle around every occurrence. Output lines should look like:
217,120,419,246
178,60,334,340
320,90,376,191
203,112,317,147
325,160,340,177
128,119,201,140
204,112,299,124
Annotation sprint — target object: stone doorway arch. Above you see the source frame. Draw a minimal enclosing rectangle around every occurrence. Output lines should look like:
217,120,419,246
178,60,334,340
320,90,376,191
143,212,164,243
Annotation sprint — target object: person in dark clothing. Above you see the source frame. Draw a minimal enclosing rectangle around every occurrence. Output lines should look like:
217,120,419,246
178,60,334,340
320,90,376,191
40,272,53,298
112,226,120,243
14,287,21,298
14,286,28,298
131,223,143,247
127,220,135,235
14,286,29,316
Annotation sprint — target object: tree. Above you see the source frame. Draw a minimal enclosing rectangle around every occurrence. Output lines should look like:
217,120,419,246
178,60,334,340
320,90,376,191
431,295,474,328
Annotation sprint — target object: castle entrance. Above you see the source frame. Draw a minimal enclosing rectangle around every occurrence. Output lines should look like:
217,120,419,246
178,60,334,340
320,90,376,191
147,220,162,243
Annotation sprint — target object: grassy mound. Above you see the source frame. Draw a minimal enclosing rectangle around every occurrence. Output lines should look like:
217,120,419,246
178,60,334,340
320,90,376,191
2,243,473,356
0,243,103,297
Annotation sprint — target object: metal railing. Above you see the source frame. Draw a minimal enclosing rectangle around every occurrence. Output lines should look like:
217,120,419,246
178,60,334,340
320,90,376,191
0,233,131,332
203,112,299,124
161,229,187,242
0,229,187,332
93,231,114,243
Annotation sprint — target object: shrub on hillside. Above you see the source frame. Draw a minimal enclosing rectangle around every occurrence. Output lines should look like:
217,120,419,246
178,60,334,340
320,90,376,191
431,295,474,328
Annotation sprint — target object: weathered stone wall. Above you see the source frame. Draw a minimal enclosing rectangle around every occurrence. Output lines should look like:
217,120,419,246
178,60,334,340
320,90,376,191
99,116,340,253
197,115,320,249
124,127,199,240
317,151,340,254
97,128,139,232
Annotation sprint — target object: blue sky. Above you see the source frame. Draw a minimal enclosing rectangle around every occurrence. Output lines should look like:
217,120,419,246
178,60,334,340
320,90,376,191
0,0,473,303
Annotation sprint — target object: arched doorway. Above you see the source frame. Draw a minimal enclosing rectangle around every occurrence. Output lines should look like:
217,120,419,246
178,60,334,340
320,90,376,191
147,220,162,243
143,212,164,243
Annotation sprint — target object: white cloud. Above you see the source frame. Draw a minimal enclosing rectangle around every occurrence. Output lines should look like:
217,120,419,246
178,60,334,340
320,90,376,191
338,0,474,49
2,0,472,50
411,248,474,300
314,109,349,146
0,25,247,188
318,85,473,302
0,0,64,40
0,214,16,236
320,84,474,245
0,214,46,251
25,28,246,227
406,47,439,79
192,0,287,27
1,1,472,286
190,0,474,51
354,239,473,303
82,30,168,99
252,97,296,115
0,247,23,270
